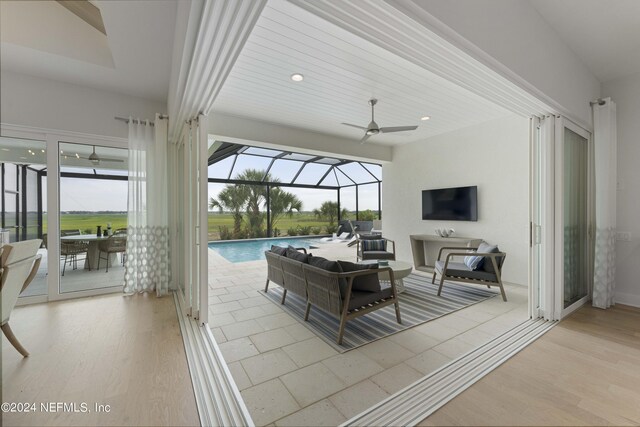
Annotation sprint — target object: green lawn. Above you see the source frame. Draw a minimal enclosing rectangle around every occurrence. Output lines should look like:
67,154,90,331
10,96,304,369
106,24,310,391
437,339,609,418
44,213,128,234
207,212,333,239
38,211,351,240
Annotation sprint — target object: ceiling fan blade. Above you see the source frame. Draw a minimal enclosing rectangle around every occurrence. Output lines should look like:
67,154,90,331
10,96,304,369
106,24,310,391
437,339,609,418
341,123,368,130
98,158,125,163
380,125,418,133
359,134,371,144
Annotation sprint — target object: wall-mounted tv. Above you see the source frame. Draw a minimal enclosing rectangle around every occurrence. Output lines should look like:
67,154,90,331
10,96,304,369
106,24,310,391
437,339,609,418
422,186,478,221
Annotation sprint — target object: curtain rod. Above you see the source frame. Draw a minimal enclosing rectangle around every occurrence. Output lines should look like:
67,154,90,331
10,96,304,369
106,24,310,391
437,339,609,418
114,115,168,126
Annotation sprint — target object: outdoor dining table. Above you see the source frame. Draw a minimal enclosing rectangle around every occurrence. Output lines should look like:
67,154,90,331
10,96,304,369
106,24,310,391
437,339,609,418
60,234,119,271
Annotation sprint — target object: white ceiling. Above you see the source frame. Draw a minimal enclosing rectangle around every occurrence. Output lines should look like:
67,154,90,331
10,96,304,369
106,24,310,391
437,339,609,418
0,0,176,103
211,0,513,146
530,0,640,83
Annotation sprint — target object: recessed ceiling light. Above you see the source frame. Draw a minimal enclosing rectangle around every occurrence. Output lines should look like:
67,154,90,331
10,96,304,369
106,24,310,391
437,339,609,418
41,149,45,153
2,148,10,151
290,73,304,82
421,116,431,121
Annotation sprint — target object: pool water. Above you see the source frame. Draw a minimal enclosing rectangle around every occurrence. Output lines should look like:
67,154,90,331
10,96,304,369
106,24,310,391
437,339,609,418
208,237,323,263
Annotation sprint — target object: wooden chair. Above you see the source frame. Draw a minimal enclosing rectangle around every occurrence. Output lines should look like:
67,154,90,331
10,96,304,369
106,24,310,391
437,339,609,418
432,245,508,301
1,239,42,357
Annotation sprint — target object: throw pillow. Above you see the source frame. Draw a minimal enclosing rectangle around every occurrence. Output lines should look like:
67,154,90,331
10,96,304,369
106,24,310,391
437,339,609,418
337,260,381,293
361,239,386,251
286,247,309,263
463,251,484,270
270,245,287,256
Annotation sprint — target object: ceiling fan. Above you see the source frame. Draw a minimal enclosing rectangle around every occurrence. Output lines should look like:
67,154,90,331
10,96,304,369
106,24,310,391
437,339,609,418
342,99,418,144
77,146,124,165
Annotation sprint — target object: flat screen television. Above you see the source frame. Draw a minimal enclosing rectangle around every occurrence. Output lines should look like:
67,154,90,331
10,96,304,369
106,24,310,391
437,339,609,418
422,186,478,221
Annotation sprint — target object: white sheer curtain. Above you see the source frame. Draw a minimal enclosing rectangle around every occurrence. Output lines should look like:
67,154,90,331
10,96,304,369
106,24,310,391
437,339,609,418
124,114,170,296
592,98,617,309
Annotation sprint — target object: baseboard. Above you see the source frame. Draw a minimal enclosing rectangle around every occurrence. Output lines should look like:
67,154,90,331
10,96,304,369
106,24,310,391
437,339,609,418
615,292,640,308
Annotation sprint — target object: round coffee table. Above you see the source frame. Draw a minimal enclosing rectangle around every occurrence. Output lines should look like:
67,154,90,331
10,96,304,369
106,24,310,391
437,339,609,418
359,260,413,293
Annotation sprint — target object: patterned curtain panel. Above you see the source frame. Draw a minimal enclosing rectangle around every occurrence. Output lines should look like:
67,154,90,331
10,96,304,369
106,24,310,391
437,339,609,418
592,99,617,309
124,115,170,295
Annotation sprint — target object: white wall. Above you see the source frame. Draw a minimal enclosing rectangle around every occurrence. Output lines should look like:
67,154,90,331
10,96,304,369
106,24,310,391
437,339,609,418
0,71,165,138
383,115,530,285
602,72,640,307
404,0,601,126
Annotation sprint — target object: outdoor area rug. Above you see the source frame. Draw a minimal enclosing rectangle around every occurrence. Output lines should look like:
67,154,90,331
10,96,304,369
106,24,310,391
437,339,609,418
259,273,498,352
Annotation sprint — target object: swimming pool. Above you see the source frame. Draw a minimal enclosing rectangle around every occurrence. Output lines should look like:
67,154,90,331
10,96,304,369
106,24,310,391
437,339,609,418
208,237,324,263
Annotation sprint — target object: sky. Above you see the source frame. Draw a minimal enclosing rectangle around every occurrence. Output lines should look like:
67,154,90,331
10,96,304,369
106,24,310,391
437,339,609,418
5,145,380,212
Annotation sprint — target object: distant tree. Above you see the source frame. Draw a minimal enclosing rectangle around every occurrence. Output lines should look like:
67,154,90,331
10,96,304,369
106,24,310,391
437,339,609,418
236,169,268,236
358,209,377,221
269,187,303,232
209,185,248,238
313,201,348,229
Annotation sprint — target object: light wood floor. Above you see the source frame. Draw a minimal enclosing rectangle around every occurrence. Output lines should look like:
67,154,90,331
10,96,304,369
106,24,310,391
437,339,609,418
419,304,640,426
1,293,200,427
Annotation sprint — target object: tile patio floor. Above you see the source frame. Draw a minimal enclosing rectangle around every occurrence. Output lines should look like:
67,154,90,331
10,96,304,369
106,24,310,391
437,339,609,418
208,242,529,426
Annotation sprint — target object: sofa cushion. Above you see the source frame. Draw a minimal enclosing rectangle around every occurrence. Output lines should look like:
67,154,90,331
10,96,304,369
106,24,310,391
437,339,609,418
338,260,381,293
435,260,497,282
308,256,342,273
270,245,287,256
286,247,309,263
348,287,393,311
361,239,386,251
360,251,395,261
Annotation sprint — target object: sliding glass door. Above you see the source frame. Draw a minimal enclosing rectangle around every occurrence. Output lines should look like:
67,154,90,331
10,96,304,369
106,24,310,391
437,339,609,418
555,119,592,317
0,136,48,299
58,142,128,294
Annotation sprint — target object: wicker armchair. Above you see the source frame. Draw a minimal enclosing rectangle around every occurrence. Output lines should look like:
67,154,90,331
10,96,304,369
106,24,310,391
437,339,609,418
303,263,401,345
97,236,127,272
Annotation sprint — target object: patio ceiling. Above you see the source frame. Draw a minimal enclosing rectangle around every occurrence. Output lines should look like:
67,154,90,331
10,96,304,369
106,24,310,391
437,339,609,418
208,142,381,189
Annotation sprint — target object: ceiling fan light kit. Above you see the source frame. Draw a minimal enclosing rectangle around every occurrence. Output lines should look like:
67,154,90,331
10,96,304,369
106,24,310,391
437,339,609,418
342,98,419,144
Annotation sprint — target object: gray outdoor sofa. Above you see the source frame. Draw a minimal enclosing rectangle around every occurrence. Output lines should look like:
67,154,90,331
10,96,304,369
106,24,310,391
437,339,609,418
265,246,402,344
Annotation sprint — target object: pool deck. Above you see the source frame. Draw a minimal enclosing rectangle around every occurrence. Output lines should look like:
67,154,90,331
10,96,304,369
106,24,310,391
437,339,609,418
207,240,529,426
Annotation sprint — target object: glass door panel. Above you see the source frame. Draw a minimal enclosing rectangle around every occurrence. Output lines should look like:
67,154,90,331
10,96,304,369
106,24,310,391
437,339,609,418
562,127,589,309
0,136,48,297
58,142,128,294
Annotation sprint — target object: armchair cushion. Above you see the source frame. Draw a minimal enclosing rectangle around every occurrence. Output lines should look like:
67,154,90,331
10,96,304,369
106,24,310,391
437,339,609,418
286,247,309,263
480,243,503,273
338,260,381,293
270,245,288,256
358,234,382,241
361,239,386,251
435,260,497,282
360,251,395,261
